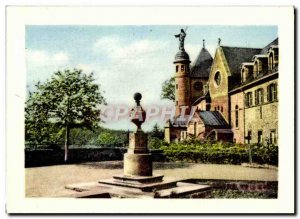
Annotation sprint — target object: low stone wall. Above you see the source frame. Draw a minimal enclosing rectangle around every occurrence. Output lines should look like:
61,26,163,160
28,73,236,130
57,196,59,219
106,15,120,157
184,179,278,194
25,148,166,167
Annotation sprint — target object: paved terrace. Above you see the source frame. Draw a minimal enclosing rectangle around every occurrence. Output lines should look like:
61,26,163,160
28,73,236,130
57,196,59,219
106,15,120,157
25,161,278,197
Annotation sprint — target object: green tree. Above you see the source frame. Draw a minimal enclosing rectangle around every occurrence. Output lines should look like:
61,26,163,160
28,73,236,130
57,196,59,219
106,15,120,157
150,123,164,139
97,132,117,145
161,77,175,102
25,69,106,162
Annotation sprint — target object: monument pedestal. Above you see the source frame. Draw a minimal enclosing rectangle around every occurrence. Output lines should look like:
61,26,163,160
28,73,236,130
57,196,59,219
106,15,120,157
123,131,152,176
98,130,172,192
124,153,152,176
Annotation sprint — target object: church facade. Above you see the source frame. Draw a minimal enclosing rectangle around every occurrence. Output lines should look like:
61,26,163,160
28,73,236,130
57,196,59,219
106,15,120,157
164,34,278,145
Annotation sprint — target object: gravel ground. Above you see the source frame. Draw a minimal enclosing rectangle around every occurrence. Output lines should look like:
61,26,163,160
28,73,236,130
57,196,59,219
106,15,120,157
25,161,278,197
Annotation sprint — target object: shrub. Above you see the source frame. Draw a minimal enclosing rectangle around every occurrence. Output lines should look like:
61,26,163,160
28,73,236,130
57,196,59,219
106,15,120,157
159,141,278,165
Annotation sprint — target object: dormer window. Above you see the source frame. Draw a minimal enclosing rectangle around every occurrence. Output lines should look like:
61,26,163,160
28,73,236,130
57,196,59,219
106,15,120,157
241,63,254,83
268,47,279,72
253,56,268,77
269,52,274,71
241,68,246,83
253,60,258,78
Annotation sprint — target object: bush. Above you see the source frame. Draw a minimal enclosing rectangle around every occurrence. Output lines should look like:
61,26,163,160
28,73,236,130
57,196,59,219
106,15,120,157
158,141,278,165
148,138,168,150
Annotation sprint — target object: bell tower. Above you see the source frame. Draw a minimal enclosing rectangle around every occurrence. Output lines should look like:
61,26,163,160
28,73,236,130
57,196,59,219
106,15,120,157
174,29,191,117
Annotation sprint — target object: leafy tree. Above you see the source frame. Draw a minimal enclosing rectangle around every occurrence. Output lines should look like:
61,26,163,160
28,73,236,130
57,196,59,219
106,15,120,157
25,69,106,162
97,129,129,147
161,77,175,102
97,132,117,145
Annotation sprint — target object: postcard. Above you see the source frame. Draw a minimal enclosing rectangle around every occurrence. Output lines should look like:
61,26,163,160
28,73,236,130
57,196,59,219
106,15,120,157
6,6,294,214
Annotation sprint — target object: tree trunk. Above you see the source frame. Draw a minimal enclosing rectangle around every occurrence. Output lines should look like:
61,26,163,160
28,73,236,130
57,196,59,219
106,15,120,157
64,124,70,163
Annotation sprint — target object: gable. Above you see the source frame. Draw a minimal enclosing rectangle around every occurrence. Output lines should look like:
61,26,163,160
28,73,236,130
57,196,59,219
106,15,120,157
208,47,230,98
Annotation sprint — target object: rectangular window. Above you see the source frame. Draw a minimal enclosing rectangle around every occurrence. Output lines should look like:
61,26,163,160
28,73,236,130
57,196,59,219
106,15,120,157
258,130,263,144
255,89,264,105
270,130,276,145
268,83,277,102
247,130,252,144
176,66,179,72
245,92,253,107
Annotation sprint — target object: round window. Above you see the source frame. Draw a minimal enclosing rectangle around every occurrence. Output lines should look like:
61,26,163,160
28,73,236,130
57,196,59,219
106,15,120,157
214,71,221,86
193,81,203,91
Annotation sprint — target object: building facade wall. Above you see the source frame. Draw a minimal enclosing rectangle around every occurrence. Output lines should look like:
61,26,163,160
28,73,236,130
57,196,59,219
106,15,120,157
244,78,278,145
230,92,245,143
168,126,187,143
208,47,230,122
190,78,208,104
195,99,206,111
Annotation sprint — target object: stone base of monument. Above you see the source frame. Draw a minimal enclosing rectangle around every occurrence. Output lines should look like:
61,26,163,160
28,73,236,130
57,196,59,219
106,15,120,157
65,176,212,198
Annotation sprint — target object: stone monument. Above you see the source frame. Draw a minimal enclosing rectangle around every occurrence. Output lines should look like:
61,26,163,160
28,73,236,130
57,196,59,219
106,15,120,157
99,92,166,186
124,92,152,176
65,93,211,198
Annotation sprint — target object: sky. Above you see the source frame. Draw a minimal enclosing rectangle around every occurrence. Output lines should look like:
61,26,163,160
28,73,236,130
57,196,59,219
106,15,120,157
26,25,278,131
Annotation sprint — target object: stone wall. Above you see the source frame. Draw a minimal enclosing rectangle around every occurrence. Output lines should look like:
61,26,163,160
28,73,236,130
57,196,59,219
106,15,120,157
190,78,208,104
25,148,166,167
230,92,245,143
244,78,278,144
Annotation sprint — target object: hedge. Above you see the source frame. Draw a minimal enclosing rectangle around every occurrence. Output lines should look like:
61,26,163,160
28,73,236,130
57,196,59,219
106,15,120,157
155,140,278,165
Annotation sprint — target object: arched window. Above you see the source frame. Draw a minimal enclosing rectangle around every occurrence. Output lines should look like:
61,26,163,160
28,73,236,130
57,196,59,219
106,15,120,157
221,106,223,112
181,65,185,72
176,65,179,72
194,122,197,136
217,106,220,111
235,105,239,128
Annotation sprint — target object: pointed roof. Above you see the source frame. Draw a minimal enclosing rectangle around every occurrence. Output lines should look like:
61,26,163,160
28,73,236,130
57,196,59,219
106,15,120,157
190,47,213,78
221,46,261,76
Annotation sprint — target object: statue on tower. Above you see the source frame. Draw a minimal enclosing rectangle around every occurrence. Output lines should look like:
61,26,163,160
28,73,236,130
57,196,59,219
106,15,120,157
175,28,186,51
